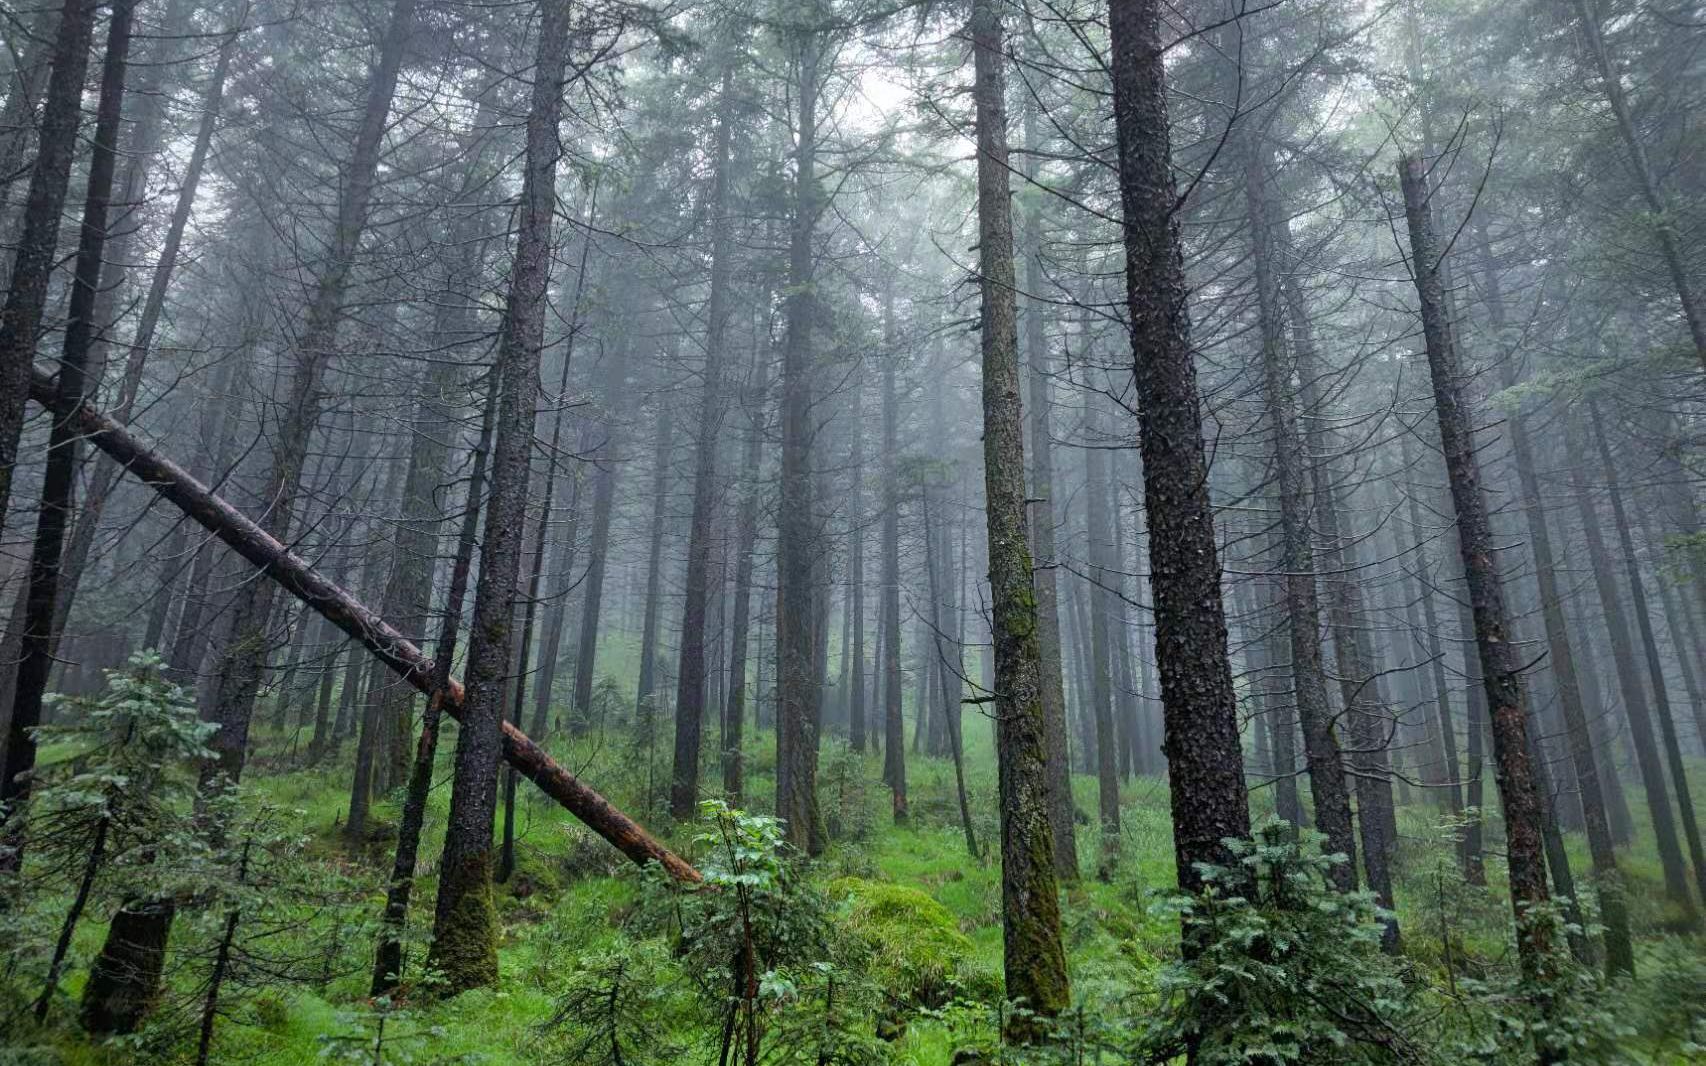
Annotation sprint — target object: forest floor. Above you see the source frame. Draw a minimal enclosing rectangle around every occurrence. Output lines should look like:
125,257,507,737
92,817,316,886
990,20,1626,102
8,646,1706,1063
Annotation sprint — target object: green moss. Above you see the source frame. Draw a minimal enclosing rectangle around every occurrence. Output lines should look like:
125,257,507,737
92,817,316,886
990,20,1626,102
831,877,977,1006
426,851,500,995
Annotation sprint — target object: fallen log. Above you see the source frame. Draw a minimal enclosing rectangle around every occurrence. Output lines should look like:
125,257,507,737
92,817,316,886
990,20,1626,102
28,367,701,884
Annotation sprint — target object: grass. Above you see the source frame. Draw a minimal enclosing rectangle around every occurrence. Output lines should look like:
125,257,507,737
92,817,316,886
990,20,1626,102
5,641,1706,1063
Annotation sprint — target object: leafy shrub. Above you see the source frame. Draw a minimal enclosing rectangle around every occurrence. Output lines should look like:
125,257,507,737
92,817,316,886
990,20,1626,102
1137,820,1425,1065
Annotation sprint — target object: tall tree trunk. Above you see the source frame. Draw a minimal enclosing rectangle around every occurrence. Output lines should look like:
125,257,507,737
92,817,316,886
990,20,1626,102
571,338,626,735
426,0,571,993
1108,0,1251,899
1476,226,1631,974
31,1,228,666
1591,404,1706,907
848,376,867,754
1397,153,1555,996
1084,410,1122,858
923,487,977,858
1395,431,1466,825
1020,98,1079,880
1284,270,1396,939
0,0,97,534
634,402,676,726
880,287,906,821
1242,137,1356,892
774,26,826,855
673,60,739,816
373,363,501,995
346,455,408,841
971,0,1069,1030
1,0,137,870
1566,415,1695,917
723,347,769,803
200,0,415,787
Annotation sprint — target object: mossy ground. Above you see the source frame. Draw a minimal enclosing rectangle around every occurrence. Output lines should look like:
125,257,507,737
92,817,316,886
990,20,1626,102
5,634,1704,1063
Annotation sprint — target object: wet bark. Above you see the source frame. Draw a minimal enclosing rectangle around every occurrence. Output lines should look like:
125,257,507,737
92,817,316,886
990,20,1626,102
1021,97,1079,880
971,0,1069,1028
0,0,97,533
1397,152,1554,988
427,0,574,993
1,0,138,871
1242,138,1356,892
1566,414,1695,918
1109,0,1251,897
1591,404,1706,909
672,58,738,818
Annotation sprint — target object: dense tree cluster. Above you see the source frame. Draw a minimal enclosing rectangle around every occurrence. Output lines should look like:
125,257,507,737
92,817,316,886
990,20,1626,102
1,0,1704,1061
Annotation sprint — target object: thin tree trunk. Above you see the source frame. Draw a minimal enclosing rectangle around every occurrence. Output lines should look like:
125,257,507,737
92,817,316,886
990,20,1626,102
571,339,626,735
924,488,977,858
1243,137,1356,892
1397,152,1556,995
372,364,501,995
880,286,906,822
634,404,676,725
1,0,138,870
723,348,769,803
1591,404,1706,907
1084,412,1122,858
1566,414,1695,916
1284,269,1396,938
672,59,739,817
1476,225,1631,974
0,0,98,533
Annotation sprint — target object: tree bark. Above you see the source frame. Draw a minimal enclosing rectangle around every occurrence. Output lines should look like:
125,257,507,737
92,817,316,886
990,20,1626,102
1397,152,1555,992
1019,102,1078,880
427,0,574,994
1,0,137,869
0,0,97,534
22,374,700,881
673,57,739,817
1109,0,1251,897
971,0,1069,1029
1591,403,1706,907
1242,137,1356,891
774,25,827,855
1476,226,1631,974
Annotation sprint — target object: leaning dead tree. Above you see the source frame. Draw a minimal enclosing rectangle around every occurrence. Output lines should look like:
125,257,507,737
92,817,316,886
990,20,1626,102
24,368,701,885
